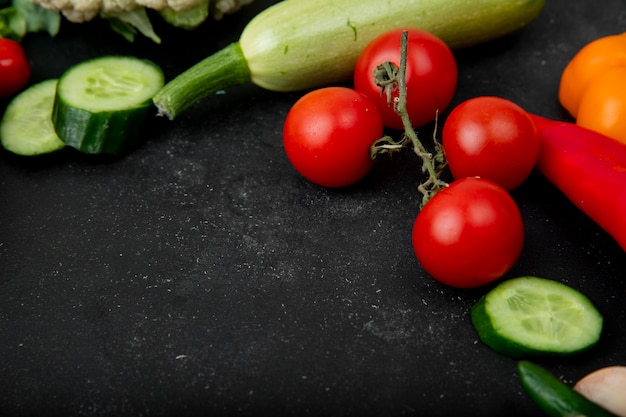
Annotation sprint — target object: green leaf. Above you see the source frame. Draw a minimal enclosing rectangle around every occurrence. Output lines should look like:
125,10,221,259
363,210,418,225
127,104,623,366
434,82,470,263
102,8,161,44
159,0,209,30
12,0,60,36
0,6,27,40
106,17,137,42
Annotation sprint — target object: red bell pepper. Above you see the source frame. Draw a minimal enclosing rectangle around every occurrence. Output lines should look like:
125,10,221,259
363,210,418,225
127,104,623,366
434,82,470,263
532,114,626,252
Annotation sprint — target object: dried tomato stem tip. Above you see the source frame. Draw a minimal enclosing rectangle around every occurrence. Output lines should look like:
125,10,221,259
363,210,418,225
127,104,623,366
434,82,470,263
370,30,448,206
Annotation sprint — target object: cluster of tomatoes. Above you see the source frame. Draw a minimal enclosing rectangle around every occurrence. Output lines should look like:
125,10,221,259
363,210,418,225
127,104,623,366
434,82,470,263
282,28,541,289
0,37,30,98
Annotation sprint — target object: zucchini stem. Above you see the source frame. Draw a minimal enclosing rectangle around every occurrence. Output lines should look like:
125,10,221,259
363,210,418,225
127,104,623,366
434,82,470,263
153,42,252,120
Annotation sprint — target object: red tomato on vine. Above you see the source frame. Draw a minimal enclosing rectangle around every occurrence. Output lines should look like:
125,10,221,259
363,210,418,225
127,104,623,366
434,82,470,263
442,96,540,191
353,28,458,130
412,177,524,288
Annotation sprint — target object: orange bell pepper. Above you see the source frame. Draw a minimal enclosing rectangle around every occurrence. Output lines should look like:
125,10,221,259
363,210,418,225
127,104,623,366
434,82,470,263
558,32,626,145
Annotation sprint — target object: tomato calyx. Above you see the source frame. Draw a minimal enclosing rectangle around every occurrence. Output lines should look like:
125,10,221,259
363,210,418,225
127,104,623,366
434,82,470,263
372,61,399,111
369,30,448,207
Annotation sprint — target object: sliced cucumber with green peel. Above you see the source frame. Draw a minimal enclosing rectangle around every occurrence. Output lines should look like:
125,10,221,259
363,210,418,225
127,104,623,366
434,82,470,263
1,79,65,156
471,276,603,358
52,55,164,154
518,361,618,417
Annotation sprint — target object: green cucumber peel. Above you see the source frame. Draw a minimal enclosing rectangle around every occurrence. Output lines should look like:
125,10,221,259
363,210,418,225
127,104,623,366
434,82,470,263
471,276,603,358
53,55,164,154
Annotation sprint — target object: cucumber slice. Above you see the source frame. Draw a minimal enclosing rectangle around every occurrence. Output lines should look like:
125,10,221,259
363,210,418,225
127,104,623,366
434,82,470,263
471,276,603,358
518,361,619,417
0,79,65,156
52,55,164,154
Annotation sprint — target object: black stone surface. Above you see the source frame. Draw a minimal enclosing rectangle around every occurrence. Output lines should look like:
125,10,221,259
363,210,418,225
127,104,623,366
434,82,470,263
1,0,625,416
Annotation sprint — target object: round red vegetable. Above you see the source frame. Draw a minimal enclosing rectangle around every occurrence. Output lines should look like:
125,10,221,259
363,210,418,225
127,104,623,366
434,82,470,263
282,86,383,188
412,177,524,288
0,38,31,97
353,28,458,130
442,96,539,191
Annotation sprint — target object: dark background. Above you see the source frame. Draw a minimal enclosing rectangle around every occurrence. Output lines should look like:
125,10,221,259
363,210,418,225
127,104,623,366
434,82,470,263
2,0,625,416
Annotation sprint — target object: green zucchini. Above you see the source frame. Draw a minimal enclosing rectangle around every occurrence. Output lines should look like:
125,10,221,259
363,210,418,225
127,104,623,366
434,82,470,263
53,55,164,154
517,361,619,417
153,0,547,120
471,276,603,358
0,79,65,156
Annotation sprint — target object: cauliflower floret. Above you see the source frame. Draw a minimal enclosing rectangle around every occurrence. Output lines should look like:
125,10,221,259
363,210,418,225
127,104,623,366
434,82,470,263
61,9,97,21
33,0,100,22
159,0,202,12
211,0,254,19
101,0,142,13
29,0,254,30
31,0,253,20
132,0,168,10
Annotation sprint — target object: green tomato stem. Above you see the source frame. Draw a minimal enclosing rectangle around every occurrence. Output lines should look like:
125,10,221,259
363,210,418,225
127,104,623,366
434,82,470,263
153,42,252,120
370,30,448,207
395,31,447,206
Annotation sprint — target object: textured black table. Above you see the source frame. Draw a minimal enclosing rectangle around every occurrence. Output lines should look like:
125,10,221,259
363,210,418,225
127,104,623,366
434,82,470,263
2,1,625,416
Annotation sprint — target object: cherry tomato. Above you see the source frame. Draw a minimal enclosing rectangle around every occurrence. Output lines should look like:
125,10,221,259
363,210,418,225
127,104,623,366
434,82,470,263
442,96,539,191
0,38,30,97
353,28,458,130
412,177,524,288
283,87,383,188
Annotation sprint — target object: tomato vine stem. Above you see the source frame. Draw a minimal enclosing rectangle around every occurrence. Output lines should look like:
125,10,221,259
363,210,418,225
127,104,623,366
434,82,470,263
370,30,448,207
